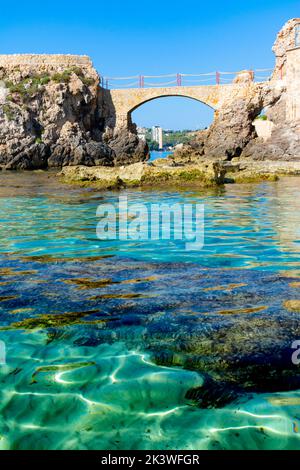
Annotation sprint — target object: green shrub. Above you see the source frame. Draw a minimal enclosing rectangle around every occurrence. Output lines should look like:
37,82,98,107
2,104,15,121
81,76,95,86
3,67,94,105
4,74,51,101
52,67,95,86
255,114,268,121
52,70,73,83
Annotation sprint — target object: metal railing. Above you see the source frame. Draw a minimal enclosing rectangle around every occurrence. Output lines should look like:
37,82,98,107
101,69,274,90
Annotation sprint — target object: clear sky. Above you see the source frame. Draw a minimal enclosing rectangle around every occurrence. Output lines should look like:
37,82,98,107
0,0,299,129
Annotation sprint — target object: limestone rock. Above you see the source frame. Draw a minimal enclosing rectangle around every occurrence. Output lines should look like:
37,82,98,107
5,143,50,170
272,18,300,79
233,70,253,84
59,160,227,189
106,129,149,165
0,55,146,170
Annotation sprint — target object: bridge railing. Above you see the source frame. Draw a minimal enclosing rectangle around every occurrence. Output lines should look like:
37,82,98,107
101,69,274,89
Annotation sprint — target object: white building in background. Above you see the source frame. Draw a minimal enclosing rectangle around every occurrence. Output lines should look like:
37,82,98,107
152,126,163,149
137,126,147,142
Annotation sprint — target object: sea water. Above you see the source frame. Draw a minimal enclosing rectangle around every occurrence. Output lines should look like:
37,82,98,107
0,171,300,449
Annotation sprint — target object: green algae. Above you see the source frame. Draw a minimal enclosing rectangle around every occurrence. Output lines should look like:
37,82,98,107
64,277,115,289
63,275,159,289
208,305,267,315
1,309,103,330
0,295,18,302
283,300,300,312
0,268,18,276
18,254,113,263
203,283,247,292
89,293,152,300
289,282,300,288
121,275,159,284
229,173,280,184
140,169,217,187
9,307,34,315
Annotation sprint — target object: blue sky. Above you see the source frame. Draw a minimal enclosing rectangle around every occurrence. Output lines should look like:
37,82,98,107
0,0,299,129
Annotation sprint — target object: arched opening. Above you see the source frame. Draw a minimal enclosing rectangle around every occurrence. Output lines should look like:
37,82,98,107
252,107,274,141
131,96,215,160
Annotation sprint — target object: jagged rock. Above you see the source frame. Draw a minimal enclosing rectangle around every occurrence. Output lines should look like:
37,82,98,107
174,81,283,162
173,19,300,164
233,70,253,84
5,143,50,170
106,129,149,165
48,141,115,167
0,55,145,169
241,120,300,161
272,18,300,79
1,18,300,172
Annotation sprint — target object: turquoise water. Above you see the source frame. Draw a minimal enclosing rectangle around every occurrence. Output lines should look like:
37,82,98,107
1,172,300,449
149,150,173,161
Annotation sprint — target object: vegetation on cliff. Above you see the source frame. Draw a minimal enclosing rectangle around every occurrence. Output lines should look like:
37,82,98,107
0,57,148,170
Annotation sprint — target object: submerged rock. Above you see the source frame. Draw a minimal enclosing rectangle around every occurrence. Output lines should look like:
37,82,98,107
2,255,300,409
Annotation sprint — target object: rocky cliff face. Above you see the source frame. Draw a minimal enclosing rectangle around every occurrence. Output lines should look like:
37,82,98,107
0,55,148,170
174,79,284,162
174,19,300,163
1,18,299,171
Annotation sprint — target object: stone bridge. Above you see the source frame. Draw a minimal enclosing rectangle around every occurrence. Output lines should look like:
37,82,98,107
103,80,270,131
101,17,300,141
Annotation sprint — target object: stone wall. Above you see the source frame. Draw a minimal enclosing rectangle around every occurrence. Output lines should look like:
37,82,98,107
0,54,93,69
272,18,300,79
286,47,300,121
0,54,99,83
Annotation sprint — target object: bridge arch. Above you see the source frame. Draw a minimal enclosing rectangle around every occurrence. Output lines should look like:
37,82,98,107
109,85,222,130
128,91,217,114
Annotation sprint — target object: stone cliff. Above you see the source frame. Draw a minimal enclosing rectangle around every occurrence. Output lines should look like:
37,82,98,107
0,55,148,169
1,18,300,172
174,18,300,163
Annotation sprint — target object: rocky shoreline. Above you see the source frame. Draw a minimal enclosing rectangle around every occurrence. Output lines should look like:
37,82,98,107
0,55,148,170
1,19,300,183
58,157,300,190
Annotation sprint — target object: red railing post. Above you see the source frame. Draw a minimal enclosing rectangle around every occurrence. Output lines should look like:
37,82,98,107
216,71,220,85
177,73,182,86
139,75,144,88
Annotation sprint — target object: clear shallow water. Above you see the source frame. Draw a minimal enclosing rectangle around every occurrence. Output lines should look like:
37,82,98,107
0,172,300,449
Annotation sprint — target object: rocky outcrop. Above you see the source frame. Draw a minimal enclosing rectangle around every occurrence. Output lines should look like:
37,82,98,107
1,18,300,172
272,18,300,79
102,127,149,165
174,19,300,164
175,81,283,161
0,55,148,170
59,159,227,189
